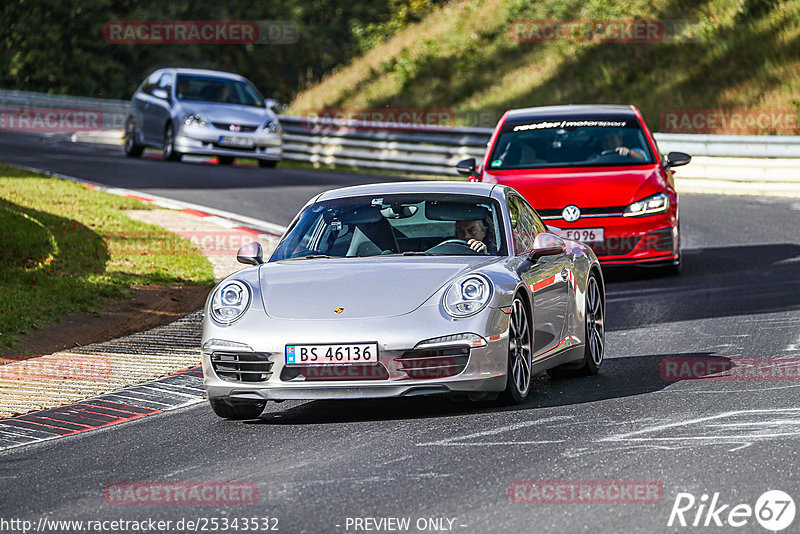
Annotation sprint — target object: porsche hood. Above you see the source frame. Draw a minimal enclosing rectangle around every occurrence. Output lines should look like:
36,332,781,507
259,257,492,320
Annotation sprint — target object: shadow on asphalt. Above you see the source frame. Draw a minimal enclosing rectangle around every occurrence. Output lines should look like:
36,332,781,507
245,353,725,425
604,243,800,330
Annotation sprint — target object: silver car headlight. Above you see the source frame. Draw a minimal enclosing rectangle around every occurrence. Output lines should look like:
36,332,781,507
184,113,209,128
210,280,251,324
266,119,282,133
623,192,669,217
443,275,493,317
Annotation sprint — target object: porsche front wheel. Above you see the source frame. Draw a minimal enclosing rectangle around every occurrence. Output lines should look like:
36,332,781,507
209,399,265,420
501,296,533,404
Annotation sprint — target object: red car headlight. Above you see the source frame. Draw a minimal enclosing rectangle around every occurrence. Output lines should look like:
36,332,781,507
623,192,669,217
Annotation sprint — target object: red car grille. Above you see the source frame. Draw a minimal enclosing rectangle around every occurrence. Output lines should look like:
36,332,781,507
592,227,674,257
537,206,626,220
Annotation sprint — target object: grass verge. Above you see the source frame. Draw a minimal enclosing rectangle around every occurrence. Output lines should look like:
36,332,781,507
0,165,214,348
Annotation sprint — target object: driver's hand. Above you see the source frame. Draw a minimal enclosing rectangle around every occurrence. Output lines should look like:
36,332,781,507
615,146,631,157
467,239,488,253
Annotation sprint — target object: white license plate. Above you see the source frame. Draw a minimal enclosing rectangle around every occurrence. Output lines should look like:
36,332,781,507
285,343,379,366
559,228,604,243
218,135,254,148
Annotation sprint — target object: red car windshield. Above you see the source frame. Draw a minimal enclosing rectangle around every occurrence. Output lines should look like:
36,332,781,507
487,120,655,170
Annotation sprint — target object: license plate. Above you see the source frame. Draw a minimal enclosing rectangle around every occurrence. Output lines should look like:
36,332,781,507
218,135,254,148
558,228,604,243
285,343,379,366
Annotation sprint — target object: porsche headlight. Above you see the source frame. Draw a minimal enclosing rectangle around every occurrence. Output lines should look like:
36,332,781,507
443,275,493,317
184,113,209,128
210,280,251,324
623,192,669,217
266,119,282,133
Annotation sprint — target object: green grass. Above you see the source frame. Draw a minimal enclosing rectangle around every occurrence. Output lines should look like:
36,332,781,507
0,165,214,348
288,0,800,133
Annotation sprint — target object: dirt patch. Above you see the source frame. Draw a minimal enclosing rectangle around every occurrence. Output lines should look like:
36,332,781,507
0,285,211,362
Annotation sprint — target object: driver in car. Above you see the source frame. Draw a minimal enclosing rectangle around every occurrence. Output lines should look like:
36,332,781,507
594,132,646,161
455,219,492,254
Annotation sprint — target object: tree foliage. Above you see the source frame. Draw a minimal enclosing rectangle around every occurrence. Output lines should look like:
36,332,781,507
0,0,447,103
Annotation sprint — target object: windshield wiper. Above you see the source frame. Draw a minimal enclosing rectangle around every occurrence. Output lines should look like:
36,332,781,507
400,251,436,256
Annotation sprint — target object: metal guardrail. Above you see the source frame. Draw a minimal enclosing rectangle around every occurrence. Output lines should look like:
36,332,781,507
279,116,800,176
0,89,129,129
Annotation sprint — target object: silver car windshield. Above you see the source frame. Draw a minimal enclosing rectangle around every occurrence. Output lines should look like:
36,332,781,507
487,121,654,170
175,75,264,107
271,193,507,260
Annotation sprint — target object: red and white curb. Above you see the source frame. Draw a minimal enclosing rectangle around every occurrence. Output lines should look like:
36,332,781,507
7,163,288,239
0,367,206,452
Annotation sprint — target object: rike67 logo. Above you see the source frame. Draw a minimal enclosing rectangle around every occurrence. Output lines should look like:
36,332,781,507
668,490,795,531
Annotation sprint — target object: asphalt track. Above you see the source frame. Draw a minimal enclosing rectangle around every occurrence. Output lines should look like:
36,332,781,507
1,133,800,533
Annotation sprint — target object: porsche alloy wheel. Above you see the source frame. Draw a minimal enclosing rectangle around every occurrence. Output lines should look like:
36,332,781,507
502,297,532,404
585,275,604,370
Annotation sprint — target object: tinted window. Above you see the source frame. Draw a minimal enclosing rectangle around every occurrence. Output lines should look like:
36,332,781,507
487,119,654,170
139,71,161,96
271,193,507,260
175,75,264,107
508,196,537,253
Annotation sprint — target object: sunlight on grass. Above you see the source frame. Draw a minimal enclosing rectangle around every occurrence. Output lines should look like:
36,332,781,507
0,165,214,348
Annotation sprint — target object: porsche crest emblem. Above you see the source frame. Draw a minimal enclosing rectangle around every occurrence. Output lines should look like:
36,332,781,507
334,307,344,314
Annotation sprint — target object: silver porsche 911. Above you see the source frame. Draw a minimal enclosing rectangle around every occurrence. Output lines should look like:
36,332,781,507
201,182,605,419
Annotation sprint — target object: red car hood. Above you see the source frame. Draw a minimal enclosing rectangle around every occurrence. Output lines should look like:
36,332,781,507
483,165,664,209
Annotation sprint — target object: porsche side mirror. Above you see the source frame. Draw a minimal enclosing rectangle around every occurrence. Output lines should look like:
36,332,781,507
665,151,691,168
237,241,264,265
455,157,477,177
528,233,566,261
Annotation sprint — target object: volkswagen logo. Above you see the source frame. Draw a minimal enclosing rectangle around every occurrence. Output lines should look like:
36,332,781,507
562,205,581,222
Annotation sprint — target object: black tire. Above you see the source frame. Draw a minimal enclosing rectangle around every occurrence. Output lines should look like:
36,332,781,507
124,121,144,158
217,156,235,165
162,123,182,161
258,159,278,168
548,273,604,378
501,296,533,405
209,399,265,420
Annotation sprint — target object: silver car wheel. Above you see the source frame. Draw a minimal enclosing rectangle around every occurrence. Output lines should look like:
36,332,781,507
586,276,604,366
509,298,532,397
163,126,174,158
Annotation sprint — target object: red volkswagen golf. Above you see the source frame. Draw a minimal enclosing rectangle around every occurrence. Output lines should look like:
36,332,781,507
457,105,690,273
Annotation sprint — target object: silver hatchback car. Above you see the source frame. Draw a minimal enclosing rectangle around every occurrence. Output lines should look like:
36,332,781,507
124,68,282,167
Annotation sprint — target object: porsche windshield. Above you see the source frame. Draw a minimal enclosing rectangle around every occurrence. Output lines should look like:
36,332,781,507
487,119,655,170
271,193,507,260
